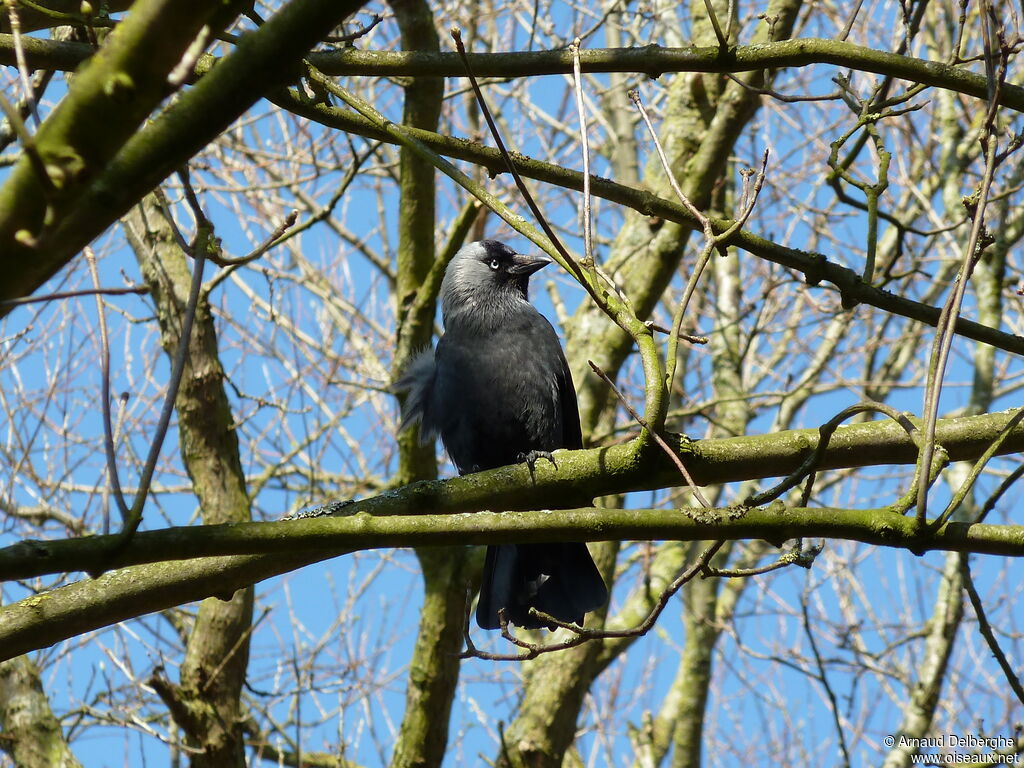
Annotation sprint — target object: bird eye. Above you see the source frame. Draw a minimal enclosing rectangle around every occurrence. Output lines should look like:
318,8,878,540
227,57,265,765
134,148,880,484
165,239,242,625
488,258,500,270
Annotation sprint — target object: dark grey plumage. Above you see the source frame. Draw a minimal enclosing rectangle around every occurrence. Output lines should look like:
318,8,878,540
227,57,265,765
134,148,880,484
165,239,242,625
396,239,607,629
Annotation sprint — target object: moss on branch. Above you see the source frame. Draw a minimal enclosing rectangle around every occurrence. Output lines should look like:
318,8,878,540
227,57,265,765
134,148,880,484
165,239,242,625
0,408,1022,583
6,37,1022,113
0,503,1021,662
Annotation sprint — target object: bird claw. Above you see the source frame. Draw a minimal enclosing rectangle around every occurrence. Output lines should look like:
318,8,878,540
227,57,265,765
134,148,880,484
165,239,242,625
518,450,557,472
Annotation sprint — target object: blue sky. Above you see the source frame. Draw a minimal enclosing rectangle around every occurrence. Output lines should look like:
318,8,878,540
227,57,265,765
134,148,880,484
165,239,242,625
2,1,1024,766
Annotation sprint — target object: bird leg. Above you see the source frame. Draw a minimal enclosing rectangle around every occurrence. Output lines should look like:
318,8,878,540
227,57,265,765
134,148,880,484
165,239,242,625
518,450,557,475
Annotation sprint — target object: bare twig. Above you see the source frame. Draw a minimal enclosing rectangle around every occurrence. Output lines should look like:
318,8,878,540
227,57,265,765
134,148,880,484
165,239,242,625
934,408,1024,527
802,589,852,768
1,285,149,307
628,89,712,237
0,89,53,197
960,557,1024,707
838,0,865,41
977,462,1024,524
744,401,923,508
326,12,382,44
450,28,591,292
645,321,709,345
700,0,728,49
570,37,595,275
916,10,1004,523
702,541,821,577
201,607,271,693
723,72,843,103
632,86,769,414
4,0,40,127
210,210,298,268
86,247,132,524
96,176,211,554
589,360,712,510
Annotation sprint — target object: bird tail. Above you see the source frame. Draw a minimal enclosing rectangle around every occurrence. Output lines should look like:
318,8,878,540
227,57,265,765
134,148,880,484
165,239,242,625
392,348,438,442
476,542,608,630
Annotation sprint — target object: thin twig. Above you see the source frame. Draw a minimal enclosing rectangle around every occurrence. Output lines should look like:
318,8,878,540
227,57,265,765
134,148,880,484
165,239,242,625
210,210,298,267
570,37,595,274
325,13,383,44
915,13,1004,523
715,149,770,242
976,462,1024,524
630,87,718,427
645,321,709,345
802,590,852,768
1,285,149,307
702,542,821,577
628,89,712,236
0,89,53,196
723,73,843,103
86,248,131,524
102,177,211,553
934,408,1024,527
960,557,1024,707
838,0,865,42
451,29,592,292
700,0,728,49
744,401,921,508
201,606,271,693
589,360,712,509
631,86,769,411
4,0,40,128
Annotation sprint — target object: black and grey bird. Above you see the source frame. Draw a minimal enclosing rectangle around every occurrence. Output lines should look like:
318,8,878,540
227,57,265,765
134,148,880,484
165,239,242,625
396,239,608,630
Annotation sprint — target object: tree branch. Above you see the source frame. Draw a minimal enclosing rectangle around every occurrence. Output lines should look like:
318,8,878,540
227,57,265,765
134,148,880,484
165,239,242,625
6,37,1023,113
268,94,1024,357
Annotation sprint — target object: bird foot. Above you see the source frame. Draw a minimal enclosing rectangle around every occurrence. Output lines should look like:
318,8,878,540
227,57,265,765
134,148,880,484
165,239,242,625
518,450,557,472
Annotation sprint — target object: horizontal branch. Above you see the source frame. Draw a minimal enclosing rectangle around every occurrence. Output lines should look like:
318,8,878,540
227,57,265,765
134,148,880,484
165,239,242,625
0,552,315,663
3,36,1022,358
10,503,1024,576
2,408,1021,582
0,0,133,34
311,39,1024,113
4,37,1022,113
274,94,1024,356
0,33,95,70
1,501,1021,662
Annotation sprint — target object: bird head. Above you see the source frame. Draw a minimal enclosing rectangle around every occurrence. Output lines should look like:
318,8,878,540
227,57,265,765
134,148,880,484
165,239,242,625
440,240,552,328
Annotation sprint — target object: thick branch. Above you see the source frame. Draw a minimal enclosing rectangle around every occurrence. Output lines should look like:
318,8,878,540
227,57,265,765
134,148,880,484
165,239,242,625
0,0,368,312
5,37,1023,113
0,505,1020,662
310,41,1024,113
2,407,1023,581
0,0,132,33
0,553,313,666
0,0,248,304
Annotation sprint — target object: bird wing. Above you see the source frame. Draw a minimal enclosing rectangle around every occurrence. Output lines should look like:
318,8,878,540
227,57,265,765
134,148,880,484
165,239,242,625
393,348,440,443
555,338,583,451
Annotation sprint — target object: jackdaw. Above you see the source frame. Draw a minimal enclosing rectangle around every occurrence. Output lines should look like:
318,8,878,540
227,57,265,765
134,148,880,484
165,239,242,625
396,239,608,630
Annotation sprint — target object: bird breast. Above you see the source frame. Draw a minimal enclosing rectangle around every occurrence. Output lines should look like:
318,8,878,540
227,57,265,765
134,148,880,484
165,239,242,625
432,318,565,474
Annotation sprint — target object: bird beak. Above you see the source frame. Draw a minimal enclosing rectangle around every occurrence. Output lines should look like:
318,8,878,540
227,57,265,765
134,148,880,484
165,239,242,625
507,253,553,276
